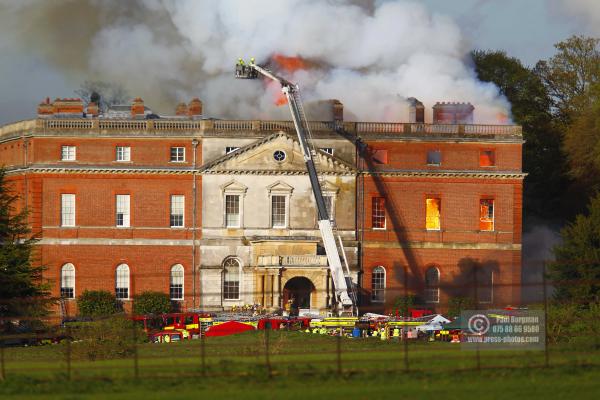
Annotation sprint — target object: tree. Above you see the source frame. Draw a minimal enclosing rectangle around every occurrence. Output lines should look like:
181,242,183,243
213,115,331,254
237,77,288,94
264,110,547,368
534,35,600,125
550,192,600,305
77,290,120,318
563,85,600,189
0,168,51,330
472,50,567,217
75,80,130,112
132,291,171,315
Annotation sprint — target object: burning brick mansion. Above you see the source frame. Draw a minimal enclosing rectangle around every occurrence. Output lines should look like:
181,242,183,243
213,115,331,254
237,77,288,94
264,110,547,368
0,97,524,317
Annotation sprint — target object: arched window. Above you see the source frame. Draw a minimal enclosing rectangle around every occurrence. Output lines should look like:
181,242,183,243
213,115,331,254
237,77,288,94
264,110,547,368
60,263,75,299
371,266,386,302
115,264,130,299
425,266,440,303
170,264,184,300
223,258,241,300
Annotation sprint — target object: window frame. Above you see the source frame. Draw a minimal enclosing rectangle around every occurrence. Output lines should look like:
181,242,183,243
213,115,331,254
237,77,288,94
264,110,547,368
170,264,184,301
116,194,131,228
371,266,386,303
170,195,185,228
223,258,241,301
479,149,496,167
170,146,186,163
61,194,76,227
61,145,76,161
224,194,241,228
371,197,386,230
115,264,130,300
477,268,494,304
425,197,441,231
60,263,75,299
116,146,131,162
320,147,334,155
225,146,240,154
425,266,440,303
271,194,288,229
426,149,442,166
479,198,495,231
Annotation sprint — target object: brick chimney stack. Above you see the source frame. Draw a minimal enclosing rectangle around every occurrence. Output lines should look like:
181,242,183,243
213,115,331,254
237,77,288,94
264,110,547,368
131,97,145,118
37,97,53,116
86,102,99,117
175,102,188,116
432,102,474,124
188,98,203,118
407,97,424,123
332,99,343,122
51,98,84,116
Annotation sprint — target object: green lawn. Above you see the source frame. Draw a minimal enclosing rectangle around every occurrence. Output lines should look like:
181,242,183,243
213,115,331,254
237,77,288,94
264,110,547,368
1,331,599,399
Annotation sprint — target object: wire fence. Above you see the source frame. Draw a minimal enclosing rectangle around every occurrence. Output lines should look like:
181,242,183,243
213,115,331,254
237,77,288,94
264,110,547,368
0,274,599,383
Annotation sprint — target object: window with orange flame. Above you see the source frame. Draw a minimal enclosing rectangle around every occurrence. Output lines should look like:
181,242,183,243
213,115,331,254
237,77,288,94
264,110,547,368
425,198,441,230
479,149,495,167
479,199,494,231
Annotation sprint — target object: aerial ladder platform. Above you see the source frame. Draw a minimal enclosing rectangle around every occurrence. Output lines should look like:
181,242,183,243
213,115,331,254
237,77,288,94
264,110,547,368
235,59,358,316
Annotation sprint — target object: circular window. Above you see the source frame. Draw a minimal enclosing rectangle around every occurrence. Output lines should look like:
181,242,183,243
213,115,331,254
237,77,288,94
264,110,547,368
273,150,286,162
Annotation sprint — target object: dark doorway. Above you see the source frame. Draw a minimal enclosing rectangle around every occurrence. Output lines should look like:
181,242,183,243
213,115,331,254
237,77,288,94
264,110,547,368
283,277,315,316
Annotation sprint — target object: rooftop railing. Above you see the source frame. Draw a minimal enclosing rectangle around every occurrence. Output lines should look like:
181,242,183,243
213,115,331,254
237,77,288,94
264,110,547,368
0,118,522,139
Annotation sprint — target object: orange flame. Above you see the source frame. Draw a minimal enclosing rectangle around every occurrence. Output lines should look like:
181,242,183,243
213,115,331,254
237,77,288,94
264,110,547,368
272,53,309,72
269,53,310,106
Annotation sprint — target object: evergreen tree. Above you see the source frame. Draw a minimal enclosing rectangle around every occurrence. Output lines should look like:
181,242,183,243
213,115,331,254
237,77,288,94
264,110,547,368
0,168,51,330
550,192,600,305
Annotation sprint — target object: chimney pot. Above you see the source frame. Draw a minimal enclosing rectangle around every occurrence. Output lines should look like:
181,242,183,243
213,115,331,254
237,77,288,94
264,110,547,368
175,102,188,116
432,101,474,124
131,97,145,118
188,98,203,117
407,97,425,123
87,102,99,117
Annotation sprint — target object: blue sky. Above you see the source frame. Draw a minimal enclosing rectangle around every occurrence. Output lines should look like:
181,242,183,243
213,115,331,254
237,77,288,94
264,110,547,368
419,0,584,66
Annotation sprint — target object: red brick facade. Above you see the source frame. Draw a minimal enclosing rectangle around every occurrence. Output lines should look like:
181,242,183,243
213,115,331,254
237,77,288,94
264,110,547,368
0,103,524,317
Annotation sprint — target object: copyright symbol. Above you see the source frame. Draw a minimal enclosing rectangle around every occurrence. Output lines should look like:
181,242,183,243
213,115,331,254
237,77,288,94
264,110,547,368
468,314,490,335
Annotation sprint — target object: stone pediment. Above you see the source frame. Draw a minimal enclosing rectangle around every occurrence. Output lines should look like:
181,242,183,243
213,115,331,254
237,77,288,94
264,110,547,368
201,132,355,175
220,180,248,194
267,180,294,194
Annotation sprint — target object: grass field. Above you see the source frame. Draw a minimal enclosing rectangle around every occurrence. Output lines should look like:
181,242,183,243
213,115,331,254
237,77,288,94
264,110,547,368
1,331,599,399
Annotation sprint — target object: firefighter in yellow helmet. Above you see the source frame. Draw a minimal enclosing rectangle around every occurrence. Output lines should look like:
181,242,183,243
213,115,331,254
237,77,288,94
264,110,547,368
250,57,255,65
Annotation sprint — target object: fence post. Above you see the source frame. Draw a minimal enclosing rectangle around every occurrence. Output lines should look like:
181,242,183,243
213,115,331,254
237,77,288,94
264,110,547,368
473,266,481,372
264,324,272,378
542,262,550,368
132,321,139,379
336,327,342,375
0,340,5,381
403,266,409,372
201,327,206,377
65,325,72,381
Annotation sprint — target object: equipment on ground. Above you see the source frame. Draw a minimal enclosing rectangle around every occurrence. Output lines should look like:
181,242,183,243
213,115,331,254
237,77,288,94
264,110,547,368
235,58,357,316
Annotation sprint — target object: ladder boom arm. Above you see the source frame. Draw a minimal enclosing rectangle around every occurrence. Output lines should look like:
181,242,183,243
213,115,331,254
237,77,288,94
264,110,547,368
240,61,356,312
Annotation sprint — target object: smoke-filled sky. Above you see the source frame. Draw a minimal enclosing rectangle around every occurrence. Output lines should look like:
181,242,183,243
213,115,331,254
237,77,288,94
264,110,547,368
0,0,597,125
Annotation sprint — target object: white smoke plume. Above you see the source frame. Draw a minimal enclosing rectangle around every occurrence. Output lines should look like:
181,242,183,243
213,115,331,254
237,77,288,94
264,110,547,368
0,0,510,123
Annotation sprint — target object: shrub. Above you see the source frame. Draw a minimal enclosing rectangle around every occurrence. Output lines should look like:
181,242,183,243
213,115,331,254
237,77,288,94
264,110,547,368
68,315,146,361
133,291,171,315
546,301,600,347
77,290,119,318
